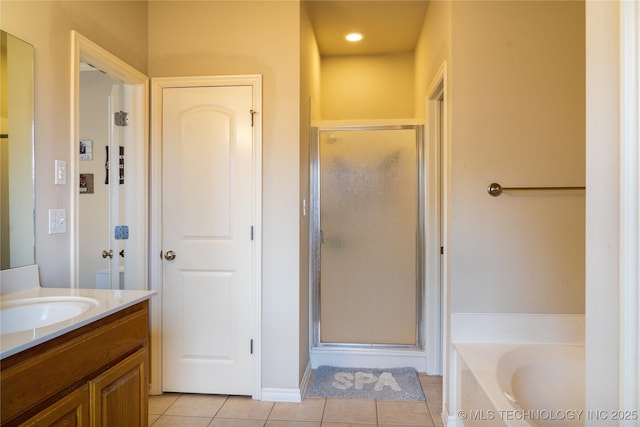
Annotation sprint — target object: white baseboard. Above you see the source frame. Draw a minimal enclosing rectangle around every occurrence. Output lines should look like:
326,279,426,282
443,407,465,427
261,388,302,402
310,347,427,371
260,362,312,403
299,361,312,399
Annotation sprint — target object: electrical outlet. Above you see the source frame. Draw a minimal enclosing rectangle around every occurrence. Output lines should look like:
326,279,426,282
48,209,66,234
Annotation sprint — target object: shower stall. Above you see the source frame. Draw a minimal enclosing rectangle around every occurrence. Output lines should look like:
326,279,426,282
311,125,425,357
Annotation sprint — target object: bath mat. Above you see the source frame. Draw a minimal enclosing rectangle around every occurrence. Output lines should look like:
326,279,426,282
308,366,425,400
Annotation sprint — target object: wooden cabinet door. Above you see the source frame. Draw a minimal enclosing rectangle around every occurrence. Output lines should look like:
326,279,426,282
89,349,148,427
21,385,90,426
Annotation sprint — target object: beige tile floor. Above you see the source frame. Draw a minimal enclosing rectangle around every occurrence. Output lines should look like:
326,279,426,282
149,373,444,427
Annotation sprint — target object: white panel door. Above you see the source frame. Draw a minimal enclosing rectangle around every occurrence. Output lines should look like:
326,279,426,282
108,83,124,290
162,85,255,395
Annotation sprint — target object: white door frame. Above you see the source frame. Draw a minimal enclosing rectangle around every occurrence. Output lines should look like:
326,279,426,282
619,0,640,411
149,75,263,398
424,61,448,376
70,31,149,290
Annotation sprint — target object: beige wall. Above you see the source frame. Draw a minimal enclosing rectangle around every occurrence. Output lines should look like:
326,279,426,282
0,1,148,285
414,0,451,119
448,0,585,314
318,0,585,350
148,0,304,390
2,0,308,392
414,0,585,415
321,52,414,120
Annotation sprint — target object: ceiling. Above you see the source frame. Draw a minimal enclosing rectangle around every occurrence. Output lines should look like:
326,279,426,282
305,0,429,56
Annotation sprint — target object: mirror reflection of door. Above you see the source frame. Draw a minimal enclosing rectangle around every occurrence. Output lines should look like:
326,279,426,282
78,64,124,289
0,31,35,270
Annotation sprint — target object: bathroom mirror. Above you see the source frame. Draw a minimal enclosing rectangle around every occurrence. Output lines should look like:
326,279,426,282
0,31,35,270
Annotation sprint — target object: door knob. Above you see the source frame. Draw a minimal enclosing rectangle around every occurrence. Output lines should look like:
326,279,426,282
164,250,176,261
102,249,114,259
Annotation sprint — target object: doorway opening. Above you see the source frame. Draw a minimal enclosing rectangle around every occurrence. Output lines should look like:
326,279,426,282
77,67,125,290
310,124,426,369
424,61,447,376
70,31,148,292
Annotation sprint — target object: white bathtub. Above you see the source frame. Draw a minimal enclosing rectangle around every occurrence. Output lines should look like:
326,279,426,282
455,343,585,427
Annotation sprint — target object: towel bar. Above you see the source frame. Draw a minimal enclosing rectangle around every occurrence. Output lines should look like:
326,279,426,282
487,182,585,197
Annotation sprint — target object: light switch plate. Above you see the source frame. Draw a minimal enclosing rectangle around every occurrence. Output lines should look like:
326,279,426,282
55,160,67,185
48,209,66,234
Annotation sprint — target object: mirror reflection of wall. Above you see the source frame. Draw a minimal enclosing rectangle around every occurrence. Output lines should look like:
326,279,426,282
78,64,124,288
0,31,35,270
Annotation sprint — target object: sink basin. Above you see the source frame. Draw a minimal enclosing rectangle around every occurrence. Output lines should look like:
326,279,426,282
1,296,99,334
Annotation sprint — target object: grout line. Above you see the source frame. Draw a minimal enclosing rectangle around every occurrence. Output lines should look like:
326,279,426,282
321,397,327,424
212,395,229,419
265,398,276,422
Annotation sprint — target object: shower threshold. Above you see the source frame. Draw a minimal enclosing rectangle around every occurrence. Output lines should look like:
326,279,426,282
310,345,427,371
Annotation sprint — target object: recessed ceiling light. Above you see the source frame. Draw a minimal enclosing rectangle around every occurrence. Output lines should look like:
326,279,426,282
345,33,363,42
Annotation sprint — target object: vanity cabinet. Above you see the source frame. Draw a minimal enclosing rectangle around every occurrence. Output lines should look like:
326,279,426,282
21,385,90,426
1,301,149,426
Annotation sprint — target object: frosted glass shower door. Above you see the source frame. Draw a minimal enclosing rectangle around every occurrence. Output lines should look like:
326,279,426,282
318,127,420,345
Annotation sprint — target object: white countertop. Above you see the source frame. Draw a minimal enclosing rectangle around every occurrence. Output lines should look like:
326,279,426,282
1,287,156,359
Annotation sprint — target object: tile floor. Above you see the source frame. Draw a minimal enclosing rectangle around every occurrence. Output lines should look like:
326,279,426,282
149,373,444,427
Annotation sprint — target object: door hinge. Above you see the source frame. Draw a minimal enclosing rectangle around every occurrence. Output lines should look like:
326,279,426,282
250,109,256,127
114,111,129,126
250,225,254,240
440,246,444,255
250,339,254,354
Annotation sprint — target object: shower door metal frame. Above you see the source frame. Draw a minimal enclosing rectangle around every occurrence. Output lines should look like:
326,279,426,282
310,124,425,350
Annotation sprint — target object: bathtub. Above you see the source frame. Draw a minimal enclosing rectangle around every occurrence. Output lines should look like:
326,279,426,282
455,343,585,427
